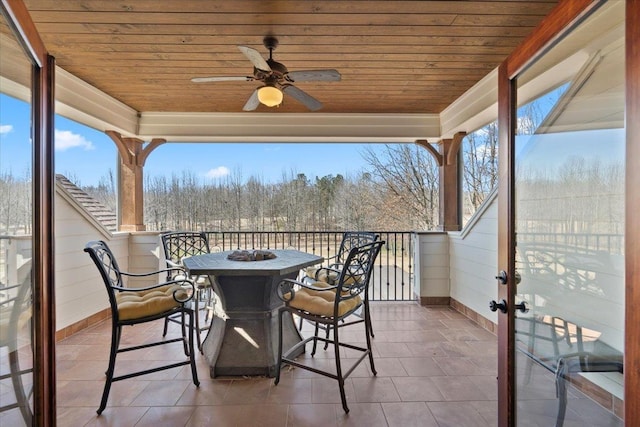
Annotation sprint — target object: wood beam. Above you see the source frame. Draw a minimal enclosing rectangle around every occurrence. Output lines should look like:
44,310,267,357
105,130,165,231
438,138,461,231
416,137,465,231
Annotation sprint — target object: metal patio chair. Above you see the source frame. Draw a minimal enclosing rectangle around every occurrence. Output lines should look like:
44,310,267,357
299,231,380,345
275,240,384,413
161,231,217,352
0,271,33,425
84,240,200,415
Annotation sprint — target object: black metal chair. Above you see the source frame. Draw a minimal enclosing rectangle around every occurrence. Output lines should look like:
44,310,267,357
0,272,33,425
300,232,380,344
275,240,384,413
84,240,200,415
161,231,216,352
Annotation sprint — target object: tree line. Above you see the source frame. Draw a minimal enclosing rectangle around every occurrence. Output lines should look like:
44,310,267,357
1,140,501,235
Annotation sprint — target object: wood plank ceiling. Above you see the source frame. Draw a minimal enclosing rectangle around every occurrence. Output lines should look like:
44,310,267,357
21,0,559,115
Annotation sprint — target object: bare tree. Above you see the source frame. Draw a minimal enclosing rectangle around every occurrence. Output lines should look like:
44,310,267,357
462,121,498,215
362,144,439,230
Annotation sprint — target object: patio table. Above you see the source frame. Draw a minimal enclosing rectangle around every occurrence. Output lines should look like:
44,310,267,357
182,249,323,377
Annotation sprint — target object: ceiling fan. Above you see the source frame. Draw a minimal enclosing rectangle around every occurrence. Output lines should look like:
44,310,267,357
191,36,341,111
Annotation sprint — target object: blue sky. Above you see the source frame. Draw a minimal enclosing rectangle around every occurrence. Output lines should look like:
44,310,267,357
0,93,385,187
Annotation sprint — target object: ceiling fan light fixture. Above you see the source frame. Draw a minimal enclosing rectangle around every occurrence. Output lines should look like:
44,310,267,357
257,85,283,107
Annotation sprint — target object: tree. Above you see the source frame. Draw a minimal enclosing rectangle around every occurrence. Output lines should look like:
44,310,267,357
462,121,499,215
362,144,439,230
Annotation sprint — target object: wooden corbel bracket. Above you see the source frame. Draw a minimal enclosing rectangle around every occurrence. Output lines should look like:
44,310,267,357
415,139,443,166
447,131,467,166
105,130,166,167
415,132,467,167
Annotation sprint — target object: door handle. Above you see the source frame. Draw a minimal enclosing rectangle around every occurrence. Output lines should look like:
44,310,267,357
514,301,528,313
489,299,508,313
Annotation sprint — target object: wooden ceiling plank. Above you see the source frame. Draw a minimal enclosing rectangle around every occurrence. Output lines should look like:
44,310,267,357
24,1,558,16
32,23,537,38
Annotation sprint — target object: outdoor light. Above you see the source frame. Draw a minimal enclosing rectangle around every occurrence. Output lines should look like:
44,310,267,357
257,85,283,107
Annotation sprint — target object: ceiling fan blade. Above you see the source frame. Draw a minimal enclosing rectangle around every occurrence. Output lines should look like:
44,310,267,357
191,76,253,83
282,85,322,111
242,89,260,111
286,69,341,82
238,45,271,72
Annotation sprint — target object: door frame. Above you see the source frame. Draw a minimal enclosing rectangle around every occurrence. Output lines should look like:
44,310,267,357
496,0,640,425
1,0,56,424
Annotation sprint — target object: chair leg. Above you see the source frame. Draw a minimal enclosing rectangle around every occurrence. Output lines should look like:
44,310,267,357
193,288,203,352
311,322,320,356
162,317,169,337
364,304,377,376
98,323,120,415
8,350,32,425
274,309,284,385
333,322,349,413
181,311,189,356
323,323,332,350
365,299,375,338
187,309,200,387
555,358,568,427
203,286,214,323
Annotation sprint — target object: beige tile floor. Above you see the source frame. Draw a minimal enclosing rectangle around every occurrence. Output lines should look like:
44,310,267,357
1,302,623,426
53,303,500,427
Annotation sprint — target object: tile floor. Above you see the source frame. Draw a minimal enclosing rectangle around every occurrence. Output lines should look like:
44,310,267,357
1,302,624,426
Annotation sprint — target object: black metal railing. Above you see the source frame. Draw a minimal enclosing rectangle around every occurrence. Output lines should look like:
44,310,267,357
203,231,415,301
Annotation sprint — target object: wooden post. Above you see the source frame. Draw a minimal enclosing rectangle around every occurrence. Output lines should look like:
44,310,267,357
416,132,465,232
105,131,165,232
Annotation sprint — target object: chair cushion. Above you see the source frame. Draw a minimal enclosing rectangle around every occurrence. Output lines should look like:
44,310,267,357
303,266,339,284
116,284,187,321
288,285,362,318
303,266,364,286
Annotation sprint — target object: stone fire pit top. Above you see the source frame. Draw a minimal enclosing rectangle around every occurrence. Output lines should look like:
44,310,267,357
226,250,277,261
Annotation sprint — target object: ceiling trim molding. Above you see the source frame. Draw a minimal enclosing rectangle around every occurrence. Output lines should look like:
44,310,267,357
137,112,441,143
54,66,139,136
439,67,499,139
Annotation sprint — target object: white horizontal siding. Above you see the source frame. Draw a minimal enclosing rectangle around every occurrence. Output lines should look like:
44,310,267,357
55,194,129,330
415,232,450,297
449,199,499,324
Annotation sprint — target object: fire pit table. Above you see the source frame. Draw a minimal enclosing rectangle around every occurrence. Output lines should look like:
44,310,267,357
182,249,323,377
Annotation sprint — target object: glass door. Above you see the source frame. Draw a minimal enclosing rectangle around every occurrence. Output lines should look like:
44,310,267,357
513,2,625,425
0,14,34,426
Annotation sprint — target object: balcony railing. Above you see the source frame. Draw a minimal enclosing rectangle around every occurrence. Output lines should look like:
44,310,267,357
203,231,415,302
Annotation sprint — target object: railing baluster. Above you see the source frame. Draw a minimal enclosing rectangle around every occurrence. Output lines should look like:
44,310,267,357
195,230,416,301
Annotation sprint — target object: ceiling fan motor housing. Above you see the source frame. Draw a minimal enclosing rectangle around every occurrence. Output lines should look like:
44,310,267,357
255,59,288,82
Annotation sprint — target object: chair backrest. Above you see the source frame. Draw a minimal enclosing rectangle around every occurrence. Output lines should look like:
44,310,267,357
332,232,379,267
335,240,384,303
83,240,123,312
161,232,210,279
0,270,32,350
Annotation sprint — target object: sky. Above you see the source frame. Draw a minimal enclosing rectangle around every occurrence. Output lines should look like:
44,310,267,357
0,93,387,187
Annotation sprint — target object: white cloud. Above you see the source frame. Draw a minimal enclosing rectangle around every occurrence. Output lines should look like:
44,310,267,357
0,124,13,135
55,129,95,151
205,166,231,179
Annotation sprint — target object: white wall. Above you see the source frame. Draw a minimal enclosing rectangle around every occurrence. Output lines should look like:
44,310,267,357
54,193,129,330
55,186,169,330
414,232,449,300
127,232,165,287
448,194,499,325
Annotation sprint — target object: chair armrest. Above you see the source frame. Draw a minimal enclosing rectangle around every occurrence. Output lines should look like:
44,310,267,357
112,277,196,304
276,278,338,302
120,266,186,278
